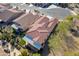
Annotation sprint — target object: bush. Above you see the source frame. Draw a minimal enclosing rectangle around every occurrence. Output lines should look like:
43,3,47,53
66,15,73,21
32,53,41,56
16,45,21,50
19,39,26,46
75,15,79,19
20,49,29,56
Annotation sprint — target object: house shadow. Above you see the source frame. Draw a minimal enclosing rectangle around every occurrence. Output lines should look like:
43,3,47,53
39,40,49,56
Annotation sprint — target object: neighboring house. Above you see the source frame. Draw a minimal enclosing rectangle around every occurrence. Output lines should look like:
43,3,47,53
0,3,12,9
12,12,42,31
23,16,58,51
0,8,24,24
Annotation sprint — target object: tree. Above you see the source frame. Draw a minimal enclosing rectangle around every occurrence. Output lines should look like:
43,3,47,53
1,26,14,42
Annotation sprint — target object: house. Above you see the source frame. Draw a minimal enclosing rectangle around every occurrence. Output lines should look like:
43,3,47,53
0,8,24,24
0,3,12,9
12,12,42,31
23,16,58,51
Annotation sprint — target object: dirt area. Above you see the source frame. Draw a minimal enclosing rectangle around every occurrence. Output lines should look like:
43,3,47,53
6,43,21,56
47,31,79,56
10,48,21,56
0,43,21,56
0,46,8,56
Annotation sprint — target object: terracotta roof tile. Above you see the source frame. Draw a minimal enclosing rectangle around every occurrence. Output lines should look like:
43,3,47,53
14,13,41,30
0,8,24,22
27,17,58,44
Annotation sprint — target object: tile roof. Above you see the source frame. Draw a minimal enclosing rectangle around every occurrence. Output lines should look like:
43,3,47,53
0,8,24,22
0,3,11,9
26,17,58,44
13,12,42,30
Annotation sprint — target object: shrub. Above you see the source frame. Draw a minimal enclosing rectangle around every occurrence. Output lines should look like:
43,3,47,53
32,53,41,56
66,15,73,21
20,49,29,56
19,39,26,46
